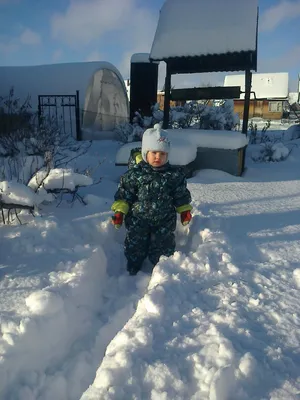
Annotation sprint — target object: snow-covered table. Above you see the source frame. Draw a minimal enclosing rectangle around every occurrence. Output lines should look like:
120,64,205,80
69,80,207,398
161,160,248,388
116,129,249,176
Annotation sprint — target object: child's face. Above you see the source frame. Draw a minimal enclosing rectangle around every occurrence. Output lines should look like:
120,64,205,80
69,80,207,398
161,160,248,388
147,151,168,167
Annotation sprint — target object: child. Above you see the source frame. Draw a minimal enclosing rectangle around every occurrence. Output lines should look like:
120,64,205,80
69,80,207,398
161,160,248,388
111,125,192,275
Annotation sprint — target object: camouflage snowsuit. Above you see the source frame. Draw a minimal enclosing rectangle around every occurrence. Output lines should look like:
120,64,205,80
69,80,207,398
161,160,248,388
112,159,192,271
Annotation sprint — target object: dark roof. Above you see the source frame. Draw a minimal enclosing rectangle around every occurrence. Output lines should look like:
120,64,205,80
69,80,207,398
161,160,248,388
159,50,257,75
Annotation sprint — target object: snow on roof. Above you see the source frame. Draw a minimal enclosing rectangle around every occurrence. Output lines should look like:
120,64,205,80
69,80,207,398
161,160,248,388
224,72,289,100
150,0,258,60
130,53,159,64
131,53,150,63
289,92,299,104
0,61,126,109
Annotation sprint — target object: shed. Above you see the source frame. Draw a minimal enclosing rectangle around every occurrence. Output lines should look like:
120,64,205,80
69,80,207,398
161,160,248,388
149,0,258,132
149,0,259,175
0,62,129,139
224,72,289,120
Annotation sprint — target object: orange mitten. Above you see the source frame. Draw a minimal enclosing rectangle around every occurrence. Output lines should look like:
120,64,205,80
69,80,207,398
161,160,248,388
181,210,192,226
112,212,124,229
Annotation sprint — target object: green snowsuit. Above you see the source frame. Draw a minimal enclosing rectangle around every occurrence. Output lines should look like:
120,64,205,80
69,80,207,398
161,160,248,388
112,154,192,272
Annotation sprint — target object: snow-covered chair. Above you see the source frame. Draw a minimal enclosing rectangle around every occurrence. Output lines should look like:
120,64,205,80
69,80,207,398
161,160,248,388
28,168,93,206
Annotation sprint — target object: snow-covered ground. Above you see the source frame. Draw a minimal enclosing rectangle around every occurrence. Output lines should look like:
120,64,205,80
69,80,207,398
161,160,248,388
1,133,300,399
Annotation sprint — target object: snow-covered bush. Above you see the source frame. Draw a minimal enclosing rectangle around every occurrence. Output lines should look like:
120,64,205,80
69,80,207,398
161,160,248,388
248,120,272,144
115,100,240,143
115,119,144,143
251,142,291,162
285,124,300,141
0,155,44,185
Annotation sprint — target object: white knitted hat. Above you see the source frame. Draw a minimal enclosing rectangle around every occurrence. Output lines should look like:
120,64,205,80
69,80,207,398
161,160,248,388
141,124,171,162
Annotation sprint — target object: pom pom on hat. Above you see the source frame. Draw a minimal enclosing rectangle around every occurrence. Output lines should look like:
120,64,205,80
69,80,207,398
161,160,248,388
141,124,170,162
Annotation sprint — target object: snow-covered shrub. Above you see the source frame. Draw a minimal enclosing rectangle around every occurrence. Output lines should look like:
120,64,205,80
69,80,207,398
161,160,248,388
251,142,291,162
0,155,44,185
115,122,134,143
285,124,300,141
115,100,240,143
249,120,271,144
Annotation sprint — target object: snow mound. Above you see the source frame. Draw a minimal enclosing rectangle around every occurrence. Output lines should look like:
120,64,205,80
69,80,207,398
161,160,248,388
28,168,93,191
285,124,300,141
0,180,37,206
80,226,256,400
0,247,108,399
26,290,64,315
293,269,300,288
271,143,289,162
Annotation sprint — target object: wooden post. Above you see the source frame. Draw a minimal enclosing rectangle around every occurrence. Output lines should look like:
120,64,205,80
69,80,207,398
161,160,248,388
163,63,171,129
75,90,82,141
242,69,252,135
241,69,252,174
298,74,300,103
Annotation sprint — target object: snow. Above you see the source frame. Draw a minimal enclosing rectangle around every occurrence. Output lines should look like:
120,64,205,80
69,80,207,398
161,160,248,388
173,129,248,150
150,0,258,60
271,143,290,161
0,180,37,206
115,140,197,166
289,92,299,104
28,168,93,191
131,53,159,64
0,62,127,110
224,72,289,100
115,129,248,165
0,169,92,212
1,133,300,399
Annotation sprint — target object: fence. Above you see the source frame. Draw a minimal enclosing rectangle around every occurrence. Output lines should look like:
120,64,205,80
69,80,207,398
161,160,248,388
38,91,81,140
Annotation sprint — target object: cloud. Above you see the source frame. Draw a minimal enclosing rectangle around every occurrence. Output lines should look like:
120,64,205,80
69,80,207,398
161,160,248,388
86,50,102,62
0,27,42,60
259,44,300,71
51,0,135,46
258,45,300,91
118,6,158,78
52,49,63,62
260,0,300,32
0,33,19,56
51,0,159,78
0,0,20,4
50,0,230,89
19,28,42,45
0,40,18,54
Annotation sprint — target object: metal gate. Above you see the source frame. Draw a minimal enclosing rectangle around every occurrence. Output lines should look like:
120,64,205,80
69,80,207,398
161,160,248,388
38,91,81,140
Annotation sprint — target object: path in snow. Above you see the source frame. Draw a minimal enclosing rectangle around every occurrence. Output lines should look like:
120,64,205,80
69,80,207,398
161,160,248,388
1,149,300,399
81,174,300,400
0,204,151,400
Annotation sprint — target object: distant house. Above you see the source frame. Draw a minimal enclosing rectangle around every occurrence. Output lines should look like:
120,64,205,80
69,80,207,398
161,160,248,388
157,91,185,110
224,72,289,120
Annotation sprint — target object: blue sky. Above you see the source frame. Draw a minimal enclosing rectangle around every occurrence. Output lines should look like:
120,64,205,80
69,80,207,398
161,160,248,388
0,0,299,91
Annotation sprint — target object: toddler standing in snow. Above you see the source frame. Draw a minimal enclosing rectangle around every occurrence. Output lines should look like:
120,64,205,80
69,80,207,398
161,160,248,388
111,125,192,275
